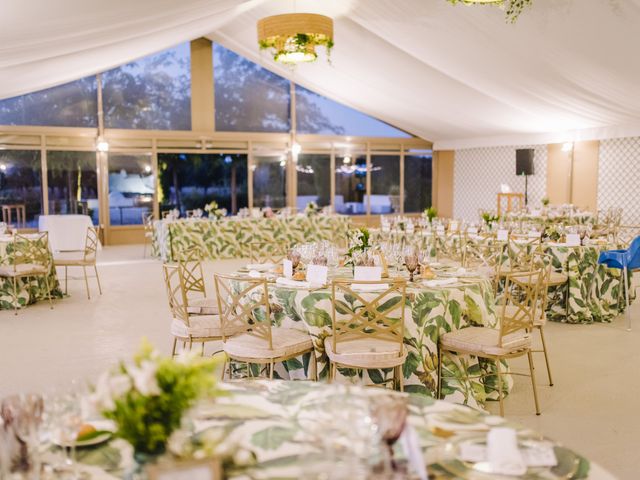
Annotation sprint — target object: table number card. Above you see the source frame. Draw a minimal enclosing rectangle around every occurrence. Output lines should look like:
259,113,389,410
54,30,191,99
565,233,581,246
354,266,382,281
406,223,415,234
497,229,509,241
306,265,328,285
449,221,459,232
436,225,445,235
283,259,293,279
147,459,222,480
467,226,478,235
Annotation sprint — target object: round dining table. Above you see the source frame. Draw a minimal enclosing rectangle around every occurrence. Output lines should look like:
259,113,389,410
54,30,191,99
232,265,506,410
53,380,613,479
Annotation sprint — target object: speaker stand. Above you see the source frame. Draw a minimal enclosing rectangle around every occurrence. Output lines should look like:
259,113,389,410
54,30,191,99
523,173,529,206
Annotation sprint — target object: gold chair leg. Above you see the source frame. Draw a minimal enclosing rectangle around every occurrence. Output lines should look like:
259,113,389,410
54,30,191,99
200,342,205,356
43,274,53,310
82,266,91,300
436,346,443,399
64,266,68,294
171,338,177,356
538,326,553,386
527,351,541,415
269,360,275,379
12,276,18,315
496,358,504,417
94,265,102,295
188,338,193,351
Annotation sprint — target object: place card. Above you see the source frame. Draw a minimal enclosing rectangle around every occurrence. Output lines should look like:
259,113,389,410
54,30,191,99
436,225,445,235
283,259,293,279
406,223,415,234
467,226,478,235
354,266,382,281
147,459,222,480
565,233,581,246
449,221,459,232
306,265,328,285
497,229,509,241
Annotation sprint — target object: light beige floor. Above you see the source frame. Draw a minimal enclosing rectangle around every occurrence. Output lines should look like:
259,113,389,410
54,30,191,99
0,245,638,478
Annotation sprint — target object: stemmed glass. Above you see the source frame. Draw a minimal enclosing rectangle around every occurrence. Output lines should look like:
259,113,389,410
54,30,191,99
288,248,301,272
48,393,83,479
404,246,418,282
369,395,408,474
418,249,430,277
1,393,44,478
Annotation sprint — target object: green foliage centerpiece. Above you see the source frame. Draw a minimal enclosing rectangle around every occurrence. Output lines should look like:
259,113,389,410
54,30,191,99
304,201,320,216
345,227,371,268
424,206,438,224
89,341,223,463
480,211,500,230
204,201,227,220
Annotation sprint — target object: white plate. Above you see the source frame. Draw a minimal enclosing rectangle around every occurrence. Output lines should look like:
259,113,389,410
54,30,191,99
53,421,115,448
246,263,276,271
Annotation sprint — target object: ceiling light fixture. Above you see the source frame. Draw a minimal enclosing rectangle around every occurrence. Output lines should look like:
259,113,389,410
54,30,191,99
257,13,334,64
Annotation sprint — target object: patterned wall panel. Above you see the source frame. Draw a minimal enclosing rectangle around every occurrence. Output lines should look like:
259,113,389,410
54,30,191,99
598,137,640,225
453,145,547,222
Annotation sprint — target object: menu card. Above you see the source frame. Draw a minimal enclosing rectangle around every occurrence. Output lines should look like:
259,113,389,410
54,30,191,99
354,266,382,281
306,265,328,285
283,259,293,279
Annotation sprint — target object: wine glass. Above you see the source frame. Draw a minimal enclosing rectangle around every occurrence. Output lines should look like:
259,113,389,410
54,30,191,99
418,249,430,276
14,394,44,477
49,393,83,479
369,395,408,474
404,246,418,282
288,248,301,271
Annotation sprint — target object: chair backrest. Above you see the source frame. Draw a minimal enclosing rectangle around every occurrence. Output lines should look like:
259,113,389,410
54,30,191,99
176,246,207,298
162,263,190,326
214,273,272,346
12,233,52,271
142,213,154,232
626,236,640,270
83,227,100,263
248,241,289,264
497,268,543,345
330,279,407,354
462,236,502,268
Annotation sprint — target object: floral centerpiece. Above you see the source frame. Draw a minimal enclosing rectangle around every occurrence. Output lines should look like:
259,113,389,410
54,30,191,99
541,197,550,207
424,206,438,224
345,227,371,267
304,201,320,216
89,341,223,462
204,201,227,220
480,211,500,230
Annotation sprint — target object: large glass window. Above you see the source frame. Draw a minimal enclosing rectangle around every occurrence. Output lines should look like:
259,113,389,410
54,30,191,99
0,78,97,127
370,155,400,214
47,151,99,224
296,85,411,138
404,154,433,213
103,44,191,130
252,155,287,208
158,154,248,216
0,150,42,227
296,154,331,211
108,154,154,225
214,44,290,132
335,154,366,215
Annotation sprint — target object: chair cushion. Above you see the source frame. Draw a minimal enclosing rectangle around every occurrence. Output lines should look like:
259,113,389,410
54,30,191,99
324,336,406,369
440,326,531,356
223,328,312,360
0,263,48,276
171,315,224,339
54,252,90,266
186,297,219,315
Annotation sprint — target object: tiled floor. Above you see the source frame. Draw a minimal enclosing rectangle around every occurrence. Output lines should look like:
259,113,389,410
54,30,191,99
0,245,637,478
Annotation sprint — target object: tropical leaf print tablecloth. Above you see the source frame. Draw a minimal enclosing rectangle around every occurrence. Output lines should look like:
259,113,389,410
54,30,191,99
232,271,507,409
68,381,591,480
152,215,351,261
0,235,62,310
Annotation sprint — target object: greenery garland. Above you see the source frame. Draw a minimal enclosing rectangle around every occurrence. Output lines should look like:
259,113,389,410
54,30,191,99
447,0,533,23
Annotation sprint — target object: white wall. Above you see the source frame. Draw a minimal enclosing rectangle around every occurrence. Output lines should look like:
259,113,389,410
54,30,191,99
598,137,640,225
453,145,547,222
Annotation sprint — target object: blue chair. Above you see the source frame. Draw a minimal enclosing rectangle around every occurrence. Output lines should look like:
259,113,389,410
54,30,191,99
598,236,640,331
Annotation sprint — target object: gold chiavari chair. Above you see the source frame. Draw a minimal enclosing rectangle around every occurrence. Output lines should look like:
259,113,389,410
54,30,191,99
0,232,54,314
214,273,315,380
142,212,154,258
494,235,541,292
54,226,102,300
175,246,218,315
461,235,501,269
438,268,544,416
163,263,232,356
325,279,408,391
248,241,289,264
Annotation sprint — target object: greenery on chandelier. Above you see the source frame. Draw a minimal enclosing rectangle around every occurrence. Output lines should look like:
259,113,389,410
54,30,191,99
447,0,533,23
259,33,333,64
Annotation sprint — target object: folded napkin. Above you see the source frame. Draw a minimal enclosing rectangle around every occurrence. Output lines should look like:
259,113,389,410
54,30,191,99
275,277,311,289
424,278,458,287
246,263,275,271
352,283,389,292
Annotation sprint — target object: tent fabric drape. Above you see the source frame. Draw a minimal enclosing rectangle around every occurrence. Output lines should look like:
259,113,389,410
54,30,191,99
2,0,640,147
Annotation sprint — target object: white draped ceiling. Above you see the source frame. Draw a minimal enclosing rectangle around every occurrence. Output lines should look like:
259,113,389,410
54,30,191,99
2,0,640,148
